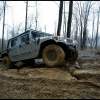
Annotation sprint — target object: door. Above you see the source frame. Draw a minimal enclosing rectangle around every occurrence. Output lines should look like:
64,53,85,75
8,37,20,62
30,31,41,58
18,33,33,61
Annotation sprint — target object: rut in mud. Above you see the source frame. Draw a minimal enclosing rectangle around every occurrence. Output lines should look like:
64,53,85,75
0,49,100,99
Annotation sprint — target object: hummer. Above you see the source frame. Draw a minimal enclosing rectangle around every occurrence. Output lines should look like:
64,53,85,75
0,29,78,68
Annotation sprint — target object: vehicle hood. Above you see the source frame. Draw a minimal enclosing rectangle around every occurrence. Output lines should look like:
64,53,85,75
52,36,78,45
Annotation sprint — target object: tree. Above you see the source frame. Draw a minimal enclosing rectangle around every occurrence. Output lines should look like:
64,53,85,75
95,7,100,49
67,1,73,38
11,23,15,38
35,1,38,30
63,1,67,34
1,1,6,51
82,1,92,49
28,15,34,29
74,1,93,49
57,1,63,36
91,10,95,48
25,1,28,31
44,25,46,32
73,1,83,48
0,2,4,21
73,12,79,41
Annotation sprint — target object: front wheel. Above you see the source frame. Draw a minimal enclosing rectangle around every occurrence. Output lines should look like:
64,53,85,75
42,44,65,67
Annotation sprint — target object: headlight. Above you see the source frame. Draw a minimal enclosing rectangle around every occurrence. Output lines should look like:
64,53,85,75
53,36,58,40
64,39,67,42
67,39,73,43
64,38,73,43
73,40,78,44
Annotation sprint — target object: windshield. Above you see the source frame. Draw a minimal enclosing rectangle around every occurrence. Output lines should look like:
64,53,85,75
31,31,53,38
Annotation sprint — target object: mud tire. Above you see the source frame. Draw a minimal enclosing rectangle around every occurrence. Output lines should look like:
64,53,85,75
2,56,12,68
42,44,65,67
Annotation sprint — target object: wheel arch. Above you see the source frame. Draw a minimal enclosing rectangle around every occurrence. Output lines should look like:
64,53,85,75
38,39,56,57
57,42,68,55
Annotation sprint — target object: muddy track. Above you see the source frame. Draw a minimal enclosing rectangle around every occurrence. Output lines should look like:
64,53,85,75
0,66,100,99
0,73,100,99
0,50,100,99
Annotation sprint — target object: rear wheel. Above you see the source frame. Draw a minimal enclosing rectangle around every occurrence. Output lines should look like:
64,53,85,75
2,56,12,68
42,44,65,67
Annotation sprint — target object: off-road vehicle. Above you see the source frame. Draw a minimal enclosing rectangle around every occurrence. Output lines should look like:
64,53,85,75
0,29,78,67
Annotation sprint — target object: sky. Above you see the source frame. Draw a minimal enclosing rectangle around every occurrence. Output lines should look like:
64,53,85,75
0,1,100,40
0,1,61,39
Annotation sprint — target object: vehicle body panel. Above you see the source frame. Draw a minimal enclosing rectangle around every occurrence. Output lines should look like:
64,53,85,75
0,29,78,62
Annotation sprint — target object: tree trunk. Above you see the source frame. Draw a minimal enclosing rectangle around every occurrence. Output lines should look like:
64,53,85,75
82,2,92,49
35,1,38,30
67,1,73,38
91,10,95,48
74,17,78,40
64,1,67,34
25,1,28,31
57,1,63,36
2,1,6,52
95,7,100,49
82,25,87,49
80,25,83,49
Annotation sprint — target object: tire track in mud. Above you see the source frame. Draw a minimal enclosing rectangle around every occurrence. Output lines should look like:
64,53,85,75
0,68,100,90
0,74,100,99
0,52,100,99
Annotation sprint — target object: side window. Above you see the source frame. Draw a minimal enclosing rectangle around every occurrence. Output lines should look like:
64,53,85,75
11,38,18,47
31,32,40,38
39,33,44,37
21,34,29,44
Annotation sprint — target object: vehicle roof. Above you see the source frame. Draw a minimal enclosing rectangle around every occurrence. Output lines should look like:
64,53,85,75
8,29,52,41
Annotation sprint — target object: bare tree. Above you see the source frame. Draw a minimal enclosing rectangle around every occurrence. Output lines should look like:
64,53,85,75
95,7,100,49
54,21,57,36
91,10,95,48
25,1,28,31
44,25,46,32
74,1,83,48
57,1,63,36
0,2,4,21
63,1,67,34
79,2,83,49
15,23,23,34
75,17,78,40
74,1,93,49
73,12,79,41
67,1,73,38
11,23,15,38
35,1,38,30
28,15,34,29
1,1,6,51
82,1,92,49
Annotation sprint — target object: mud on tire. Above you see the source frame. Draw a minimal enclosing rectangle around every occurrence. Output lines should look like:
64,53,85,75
42,44,65,67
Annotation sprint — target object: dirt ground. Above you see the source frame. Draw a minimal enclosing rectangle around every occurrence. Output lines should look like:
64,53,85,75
0,49,100,99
